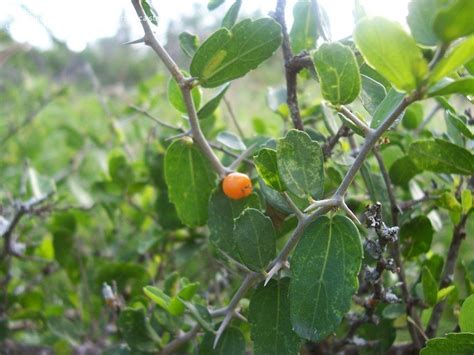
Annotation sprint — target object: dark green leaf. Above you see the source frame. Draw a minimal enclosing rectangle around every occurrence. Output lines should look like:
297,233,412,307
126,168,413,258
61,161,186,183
370,88,405,128
234,208,276,271
313,42,361,105
222,0,241,29
406,0,440,46
360,74,387,115
428,78,474,97
208,188,260,260
389,156,421,188
179,32,199,58
190,18,282,88
433,0,474,42
400,215,433,259
168,74,202,112
277,130,324,199
354,17,428,92
142,0,158,26
254,148,284,191
118,308,160,352
420,333,474,355
109,152,134,189
430,36,474,84
408,139,474,175
289,0,318,54
197,84,230,119
50,213,79,282
289,215,363,341
357,317,396,354
249,279,301,355
199,326,245,354
422,266,438,306
164,139,217,227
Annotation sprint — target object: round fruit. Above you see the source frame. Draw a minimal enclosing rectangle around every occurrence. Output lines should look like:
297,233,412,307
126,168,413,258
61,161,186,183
222,172,253,200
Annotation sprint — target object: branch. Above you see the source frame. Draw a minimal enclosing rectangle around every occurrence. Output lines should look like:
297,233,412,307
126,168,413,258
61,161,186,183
425,212,469,338
222,97,245,138
322,125,351,159
130,0,227,177
373,148,423,348
159,324,200,355
274,0,304,131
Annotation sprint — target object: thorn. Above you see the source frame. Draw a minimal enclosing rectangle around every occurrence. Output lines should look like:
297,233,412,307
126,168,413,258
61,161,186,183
341,200,361,225
264,261,281,286
234,311,247,322
123,37,145,45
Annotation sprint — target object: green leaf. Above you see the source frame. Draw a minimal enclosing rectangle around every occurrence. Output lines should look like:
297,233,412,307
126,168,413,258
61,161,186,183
370,88,406,128
143,286,171,310
460,295,474,332
164,139,217,227
312,42,361,105
199,326,245,354
428,78,474,97
354,17,428,92
50,213,79,282
208,188,260,260
360,163,392,224
357,317,396,354
142,0,158,26
216,131,246,151
190,18,282,88
433,0,474,42
118,308,160,352
179,32,199,58
277,130,324,199
27,166,56,199
462,190,472,214
360,74,387,115
445,111,474,139
400,216,434,259
408,139,474,175
289,0,318,54
254,148,284,192
108,151,134,189
233,208,276,271
422,266,438,307
406,0,440,46
437,285,456,302
168,74,202,113
420,333,474,355
289,215,363,342
222,0,241,29
402,102,423,130
430,36,474,84
208,0,226,11
249,279,301,355
197,84,230,119
178,282,199,301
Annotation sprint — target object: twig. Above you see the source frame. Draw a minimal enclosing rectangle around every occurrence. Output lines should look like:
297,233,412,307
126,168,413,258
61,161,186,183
415,104,441,134
222,97,245,138
228,143,257,171
158,324,200,355
282,192,305,221
338,105,372,135
322,125,351,159
274,0,304,131
131,0,227,177
425,212,469,338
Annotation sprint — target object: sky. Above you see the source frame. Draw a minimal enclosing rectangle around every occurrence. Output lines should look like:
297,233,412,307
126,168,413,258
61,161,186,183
0,0,410,52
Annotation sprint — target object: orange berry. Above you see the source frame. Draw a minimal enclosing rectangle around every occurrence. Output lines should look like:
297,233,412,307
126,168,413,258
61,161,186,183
222,172,253,200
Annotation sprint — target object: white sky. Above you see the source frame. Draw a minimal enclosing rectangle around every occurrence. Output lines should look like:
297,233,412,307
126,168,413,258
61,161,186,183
0,0,410,52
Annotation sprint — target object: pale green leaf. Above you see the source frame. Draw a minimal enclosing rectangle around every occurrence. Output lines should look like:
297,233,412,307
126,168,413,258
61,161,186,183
354,17,428,92
460,295,474,333
406,0,440,46
289,0,318,54
428,77,474,97
197,84,230,119
433,0,474,42
370,88,405,128
222,0,241,29
168,73,202,112
360,74,387,115
254,148,284,192
179,32,199,58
